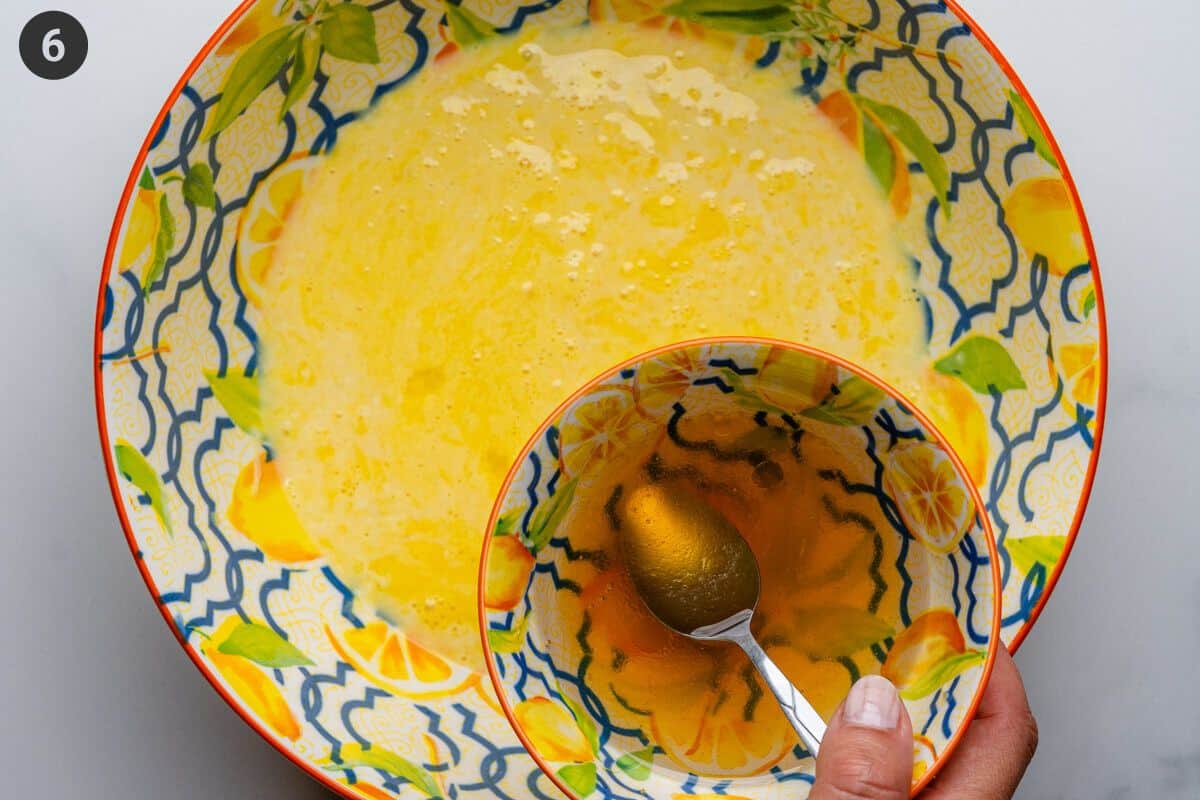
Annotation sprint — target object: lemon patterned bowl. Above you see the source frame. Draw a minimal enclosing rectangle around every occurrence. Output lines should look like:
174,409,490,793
96,1,1104,798
481,339,1001,798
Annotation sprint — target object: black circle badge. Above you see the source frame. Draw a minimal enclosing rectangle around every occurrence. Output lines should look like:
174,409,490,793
20,11,88,80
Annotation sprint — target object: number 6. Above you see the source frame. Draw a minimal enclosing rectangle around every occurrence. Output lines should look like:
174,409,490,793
42,28,65,63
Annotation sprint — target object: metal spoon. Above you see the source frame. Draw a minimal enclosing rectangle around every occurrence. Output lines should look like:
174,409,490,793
615,481,827,757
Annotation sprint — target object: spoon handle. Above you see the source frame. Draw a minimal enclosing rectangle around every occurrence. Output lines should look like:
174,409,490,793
736,636,827,757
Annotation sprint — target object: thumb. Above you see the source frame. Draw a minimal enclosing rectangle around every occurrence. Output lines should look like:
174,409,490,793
810,675,913,800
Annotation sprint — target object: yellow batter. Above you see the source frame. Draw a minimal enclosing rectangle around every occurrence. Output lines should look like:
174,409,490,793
260,25,924,671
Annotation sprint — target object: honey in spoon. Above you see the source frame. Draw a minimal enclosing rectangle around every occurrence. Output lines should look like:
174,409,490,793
615,479,828,755
618,482,759,633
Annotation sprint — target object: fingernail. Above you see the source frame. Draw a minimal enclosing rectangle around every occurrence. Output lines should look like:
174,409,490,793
842,675,901,730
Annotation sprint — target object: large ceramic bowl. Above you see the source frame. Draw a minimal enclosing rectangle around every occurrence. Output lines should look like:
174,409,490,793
481,339,1001,797
95,1,1105,798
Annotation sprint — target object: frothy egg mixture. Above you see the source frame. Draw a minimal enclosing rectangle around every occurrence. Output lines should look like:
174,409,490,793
261,25,924,671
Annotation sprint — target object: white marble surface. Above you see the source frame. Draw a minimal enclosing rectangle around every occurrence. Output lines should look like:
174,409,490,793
0,0,1194,797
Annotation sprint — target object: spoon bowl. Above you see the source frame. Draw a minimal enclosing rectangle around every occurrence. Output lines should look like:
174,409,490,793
480,337,1002,799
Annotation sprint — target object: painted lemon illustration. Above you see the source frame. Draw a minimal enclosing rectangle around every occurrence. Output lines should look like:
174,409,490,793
883,609,963,686
919,368,989,487
513,696,594,763
650,645,847,775
882,609,984,699
754,346,839,412
118,185,164,275
883,441,973,553
634,347,713,412
228,453,321,562
484,534,535,611
1004,176,1087,275
1059,343,1099,410
559,392,646,479
235,155,318,307
326,621,476,700
818,89,912,217
215,0,281,57
199,616,301,741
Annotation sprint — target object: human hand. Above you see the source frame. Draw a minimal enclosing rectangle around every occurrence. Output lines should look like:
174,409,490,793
809,645,1038,799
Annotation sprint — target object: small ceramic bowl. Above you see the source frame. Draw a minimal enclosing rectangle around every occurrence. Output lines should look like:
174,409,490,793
480,338,1001,799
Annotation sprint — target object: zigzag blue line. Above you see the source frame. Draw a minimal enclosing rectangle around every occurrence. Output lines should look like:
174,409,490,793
367,0,432,105
707,357,758,375
1003,138,1036,185
453,703,526,800
301,662,356,748
999,257,1050,337
522,769,560,800
512,619,646,745
341,686,394,747
1007,384,1069,524
941,676,961,740
115,278,159,443
947,551,961,617
693,376,736,393
921,687,941,736
159,418,239,607
259,568,297,636
768,770,815,785
322,566,366,627
958,531,991,646
984,386,1016,586
521,451,543,534
418,705,462,766
502,0,566,33
154,86,207,173
917,23,1030,343
1018,420,1090,523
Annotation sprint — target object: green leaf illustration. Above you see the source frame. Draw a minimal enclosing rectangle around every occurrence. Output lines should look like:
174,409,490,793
493,508,521,537
323,743,442,798
934,336,1026,394
862,111,896,197
615,747,653,781
281,27,321,116
1006,88,1059,170
445,2,497,46
563,695,600,756
899,649,986,700
1082,288,1096,319
556,763,597,797
138,166,155,190
663,0,796,36
143,192,175,295
793,606,895,660
485,615,528,654
204,24,303,141
524,477,578,553
800,376,884,426
856,96,951,218
182,163,216,208
204,369,264,439
115,440,172,535
1006,535,1066,577
217,621,314,667
321,3,379,64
